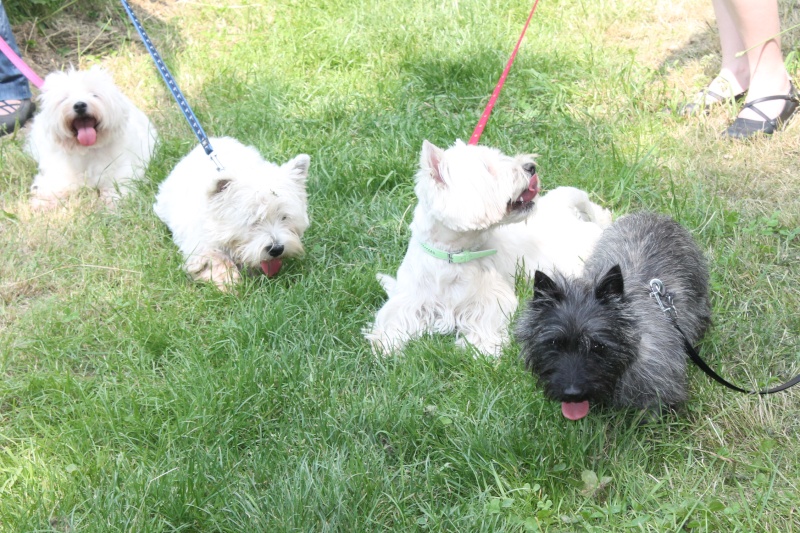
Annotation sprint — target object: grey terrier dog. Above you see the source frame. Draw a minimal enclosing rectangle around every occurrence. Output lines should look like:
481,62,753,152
515,212,711,419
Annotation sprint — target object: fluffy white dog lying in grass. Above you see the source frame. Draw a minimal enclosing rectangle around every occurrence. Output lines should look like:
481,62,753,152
364,140,611,356
26,67,157,209
154,137,311,291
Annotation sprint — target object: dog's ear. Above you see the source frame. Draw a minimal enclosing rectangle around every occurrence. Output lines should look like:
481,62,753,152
40,70,68,93
209,178,232,196
534,270,563,300
595,265,624,301
284,154,310,186
421,140,446,186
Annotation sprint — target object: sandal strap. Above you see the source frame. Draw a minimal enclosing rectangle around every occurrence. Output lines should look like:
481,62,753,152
700,77,746,102
740,83,800,124
745,93,800,108
701,89,726,103
0,100,23,114
742,101,775,124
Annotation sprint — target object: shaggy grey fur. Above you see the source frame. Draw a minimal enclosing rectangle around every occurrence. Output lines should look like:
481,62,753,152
515,212,711,416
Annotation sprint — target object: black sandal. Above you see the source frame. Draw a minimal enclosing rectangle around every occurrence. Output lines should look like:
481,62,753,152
722,82,800,139
0,99,35,136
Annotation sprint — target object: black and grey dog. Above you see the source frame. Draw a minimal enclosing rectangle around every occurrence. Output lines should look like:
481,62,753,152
515,212,711,420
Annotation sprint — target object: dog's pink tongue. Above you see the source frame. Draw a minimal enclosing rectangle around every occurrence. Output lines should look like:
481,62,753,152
518,174,540,203
260,259,282,278
562,401,590,420
74,117,97,146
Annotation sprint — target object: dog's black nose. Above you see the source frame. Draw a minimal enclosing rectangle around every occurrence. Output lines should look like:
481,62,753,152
562,384,584,399
267,243,284,257
73,101,88,115
522,162,537,175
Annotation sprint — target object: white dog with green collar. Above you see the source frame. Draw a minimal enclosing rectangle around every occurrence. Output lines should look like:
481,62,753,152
364,139,611,357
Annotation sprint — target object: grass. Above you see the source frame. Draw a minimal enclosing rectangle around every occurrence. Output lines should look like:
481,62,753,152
1,0,800,530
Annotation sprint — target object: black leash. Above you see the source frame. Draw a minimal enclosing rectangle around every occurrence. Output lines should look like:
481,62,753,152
649,278,800,395
119,0,224,171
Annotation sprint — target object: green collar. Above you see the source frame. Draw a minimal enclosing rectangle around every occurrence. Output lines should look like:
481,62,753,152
419,241,497,264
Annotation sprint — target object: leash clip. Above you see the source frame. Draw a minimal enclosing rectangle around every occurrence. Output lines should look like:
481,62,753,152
649,278,678,319
208,151,225,172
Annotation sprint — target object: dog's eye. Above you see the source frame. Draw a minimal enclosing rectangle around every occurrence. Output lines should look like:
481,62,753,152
591,342,605,352
281,215,288,222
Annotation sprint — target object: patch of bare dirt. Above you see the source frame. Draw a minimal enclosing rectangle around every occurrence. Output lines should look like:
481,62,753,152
12,15,123,73
10,0,180,74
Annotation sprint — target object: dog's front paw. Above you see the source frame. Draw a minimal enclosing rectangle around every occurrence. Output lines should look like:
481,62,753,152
363,326,406,356
185,251,241,291
98,188,123,209
30,195,60,211
571,201,612,228
591,205,613,228
30,186,67,211
456,331,505,358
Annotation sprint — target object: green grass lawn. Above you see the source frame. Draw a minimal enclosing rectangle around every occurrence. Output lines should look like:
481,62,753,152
1,0,799,530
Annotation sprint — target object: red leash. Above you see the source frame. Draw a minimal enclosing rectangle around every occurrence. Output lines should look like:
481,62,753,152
0,36,44,89
468,0,540,145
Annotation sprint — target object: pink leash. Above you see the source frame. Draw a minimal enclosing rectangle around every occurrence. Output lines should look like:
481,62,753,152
0,35,44,89
468,0,540,145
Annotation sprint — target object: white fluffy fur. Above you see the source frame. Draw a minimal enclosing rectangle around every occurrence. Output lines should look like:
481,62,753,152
26,66,157,208
154,136,310,290
364,139,612,356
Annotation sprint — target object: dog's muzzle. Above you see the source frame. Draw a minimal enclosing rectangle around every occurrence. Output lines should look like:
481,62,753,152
508,172,540,213
70,103,99,147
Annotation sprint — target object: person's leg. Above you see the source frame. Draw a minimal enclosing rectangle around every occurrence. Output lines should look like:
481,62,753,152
724,0,792,121
0,1,34,134
680,0,748,114
0,1,33,102
711,0,750,96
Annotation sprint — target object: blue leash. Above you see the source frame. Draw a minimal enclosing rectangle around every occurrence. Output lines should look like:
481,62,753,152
119,0,224,171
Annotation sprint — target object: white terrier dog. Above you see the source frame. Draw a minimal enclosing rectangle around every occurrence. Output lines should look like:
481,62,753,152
26,66,157,209
364,139,611,357
154,136,310,290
